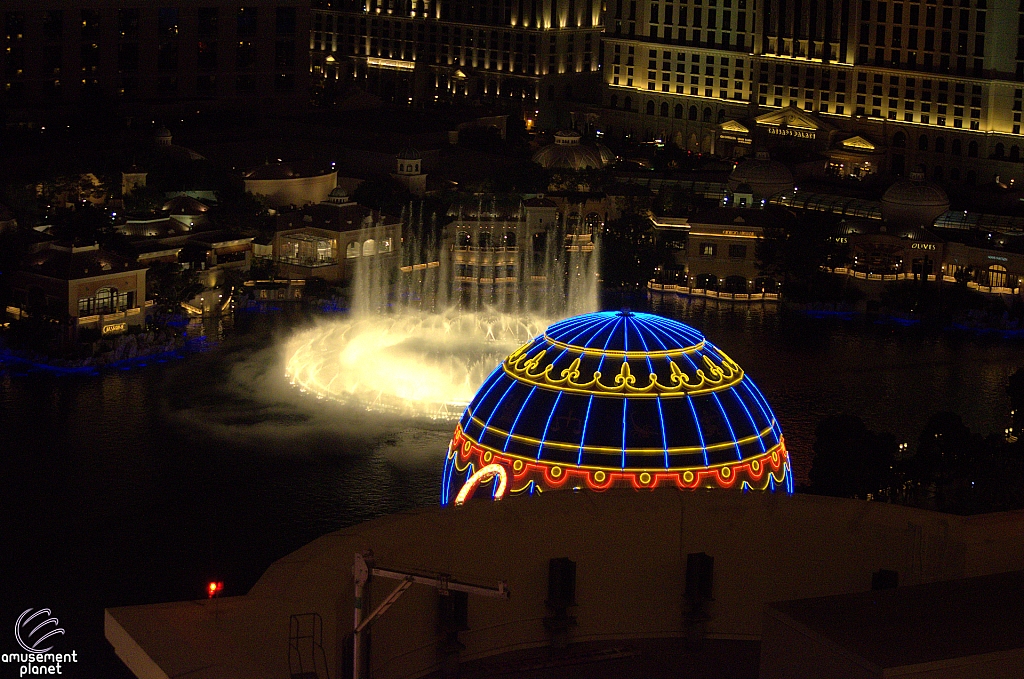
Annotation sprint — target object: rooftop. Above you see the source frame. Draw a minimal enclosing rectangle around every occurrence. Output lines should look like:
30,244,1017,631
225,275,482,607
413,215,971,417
769,569,1024,670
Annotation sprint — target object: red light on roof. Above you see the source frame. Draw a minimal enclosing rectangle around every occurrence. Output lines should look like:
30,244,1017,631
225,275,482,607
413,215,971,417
208,581,223,598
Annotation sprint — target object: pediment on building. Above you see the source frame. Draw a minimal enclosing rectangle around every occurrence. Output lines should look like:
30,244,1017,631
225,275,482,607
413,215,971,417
840,135,877,150
754,106,832,131
719,120,750,134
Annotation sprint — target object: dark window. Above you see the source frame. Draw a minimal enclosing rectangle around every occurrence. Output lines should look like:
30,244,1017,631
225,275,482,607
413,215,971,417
728,244,747,259
43,10,62,40
276,7,296,35
198,8,219,37
275,40,295,70
197,41,217,71
81,9,101,39
118,43,139,72
918,134,929,150
158,41,178,71
237,41,256,69
237,8,258,37
275,72,295,90
158,8,179,37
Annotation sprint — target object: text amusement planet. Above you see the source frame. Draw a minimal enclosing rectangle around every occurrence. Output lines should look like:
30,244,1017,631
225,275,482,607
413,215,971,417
3,609,78,676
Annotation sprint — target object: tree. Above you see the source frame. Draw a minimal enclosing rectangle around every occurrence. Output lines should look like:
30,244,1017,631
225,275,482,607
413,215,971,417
351,175,411,215
601,212,659,288
808,414,897,500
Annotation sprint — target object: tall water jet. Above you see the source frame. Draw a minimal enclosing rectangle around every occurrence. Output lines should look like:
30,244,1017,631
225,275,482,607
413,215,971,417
284,194,602,420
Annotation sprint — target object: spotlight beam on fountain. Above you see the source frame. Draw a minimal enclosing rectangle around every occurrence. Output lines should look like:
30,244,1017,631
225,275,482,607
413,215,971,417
283,198,601,420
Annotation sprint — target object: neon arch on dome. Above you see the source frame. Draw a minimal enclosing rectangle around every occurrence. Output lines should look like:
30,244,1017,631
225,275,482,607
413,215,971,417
441,311,793,505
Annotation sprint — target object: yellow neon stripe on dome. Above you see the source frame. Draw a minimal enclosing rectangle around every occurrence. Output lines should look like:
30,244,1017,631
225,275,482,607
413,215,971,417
503,345,744,398
542,334,705,357
454,437,787,474
466,413,777,455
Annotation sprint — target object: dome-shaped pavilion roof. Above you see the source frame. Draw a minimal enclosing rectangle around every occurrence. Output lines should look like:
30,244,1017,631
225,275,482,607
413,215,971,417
396,147,421,160
727,152,794,200
532,132,609,171
595,143,617,167
442,311,792,504
880,166,950,226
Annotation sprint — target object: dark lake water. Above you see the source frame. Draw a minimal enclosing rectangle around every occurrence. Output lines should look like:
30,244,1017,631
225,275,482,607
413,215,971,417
2,297,1021,677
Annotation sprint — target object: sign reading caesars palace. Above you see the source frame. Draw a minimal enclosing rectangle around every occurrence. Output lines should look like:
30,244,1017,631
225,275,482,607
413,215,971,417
766,127,816,140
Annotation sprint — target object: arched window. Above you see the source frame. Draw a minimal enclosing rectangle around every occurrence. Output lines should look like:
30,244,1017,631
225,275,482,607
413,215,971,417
503,231,517,248
951,139,961,155
95,287,117,314
995,142,1005,158
1012,145,1020,161
362,239,376,256
456,231,471,247
702,107,712,122
610,94,618,109
950,167,961,181
933,166,943,180
968,140,978,157
346,241,361,258
674,104,683,119
478,231,492,248
892,131,906,148
688,105,697,120
918,135,929,151
935,137,945,153
660,102,669,117
966,169,977,184
399,163,404,172
717,109,726,123
624,96,632,111
646,100,655,115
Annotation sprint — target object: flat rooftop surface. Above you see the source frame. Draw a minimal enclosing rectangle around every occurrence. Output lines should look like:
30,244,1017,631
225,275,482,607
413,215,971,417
769,569,1024,669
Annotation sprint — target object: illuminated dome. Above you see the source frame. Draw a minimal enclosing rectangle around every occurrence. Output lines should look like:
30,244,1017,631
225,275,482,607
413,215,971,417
532,131,608,170
442,311,792,504
880,166,950,226
727,151,794,201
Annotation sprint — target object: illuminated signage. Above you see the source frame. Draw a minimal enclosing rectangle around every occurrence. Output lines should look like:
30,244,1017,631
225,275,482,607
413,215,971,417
102,322,127,335
911,243,937,250
988,255,1009,261
766,127,816,139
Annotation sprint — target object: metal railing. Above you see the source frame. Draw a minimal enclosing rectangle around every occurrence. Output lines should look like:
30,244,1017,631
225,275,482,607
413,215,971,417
648,282,780,301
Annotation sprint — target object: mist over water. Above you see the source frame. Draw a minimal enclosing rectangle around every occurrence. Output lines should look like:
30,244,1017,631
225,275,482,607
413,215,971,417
283,205,600,419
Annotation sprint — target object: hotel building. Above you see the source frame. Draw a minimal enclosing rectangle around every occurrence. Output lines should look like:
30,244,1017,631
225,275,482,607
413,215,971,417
599,0,1024,184
309,0,604,122
0,0,309,118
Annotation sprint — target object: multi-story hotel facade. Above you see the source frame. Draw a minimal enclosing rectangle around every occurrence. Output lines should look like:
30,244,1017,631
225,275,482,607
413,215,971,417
0,0,310,118
309,0,604,124
599,0,1024,184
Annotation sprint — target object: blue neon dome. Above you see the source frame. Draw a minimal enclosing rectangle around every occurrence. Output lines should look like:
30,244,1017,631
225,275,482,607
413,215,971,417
442,311,792,503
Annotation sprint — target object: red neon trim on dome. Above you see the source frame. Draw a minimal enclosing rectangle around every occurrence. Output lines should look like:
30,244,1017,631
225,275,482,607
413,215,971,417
450,424,790,494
